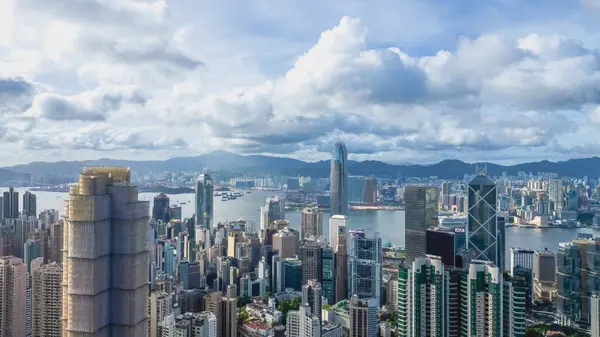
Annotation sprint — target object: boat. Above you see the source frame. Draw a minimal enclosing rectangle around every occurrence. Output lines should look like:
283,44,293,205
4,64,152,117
246,191,252,194
221,196,228,201
180,202,187,205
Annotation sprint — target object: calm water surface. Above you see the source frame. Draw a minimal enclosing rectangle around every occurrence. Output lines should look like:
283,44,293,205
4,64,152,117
13,188,600,262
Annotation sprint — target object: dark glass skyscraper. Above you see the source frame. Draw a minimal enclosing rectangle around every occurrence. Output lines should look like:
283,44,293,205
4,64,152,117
195,173,214,229
152,192,170,223
404,185,438,264
330,142,348,216
467,173,498,265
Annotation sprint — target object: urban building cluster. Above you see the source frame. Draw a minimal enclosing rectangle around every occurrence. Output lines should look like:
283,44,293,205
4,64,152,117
0,142,599,336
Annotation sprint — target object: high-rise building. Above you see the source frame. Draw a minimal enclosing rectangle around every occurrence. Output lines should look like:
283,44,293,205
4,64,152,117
0,256,26,336
592,292,600,337
404,185,438,264
301,207,323,240
300,239,324,285
441,181,451,210
23,191,37,217
461,261,502,337
195,173,214,229
152,193,170,223
3,187,19,219
397,255,448,337
62,167,150,336
349,229,382,304
273,227,299,259
49,222,63,263
348,175,366,205
348,295,378,337
32,262,62,337
159,312,217,337
555,236,600,326
149,292,170,337
222,286,238,337
322,246,335,304
302,279,323,323
503,273,528,337
510,247,535,306
425,226,458,267
548,178,563,211
330,216,348,303
286,304,321,337
364,176,378,205
467,174,498,265
24,239,41,273
260,196,285,230
330,141,349,216
204,292,223,337
534,249,556,284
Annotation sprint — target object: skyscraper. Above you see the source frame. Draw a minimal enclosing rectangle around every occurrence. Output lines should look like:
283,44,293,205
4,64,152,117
221,286,238,337
349,295,378,337
404,185,438,264
548,178,563,211
467,173,498,265
195,173,214,229
24,239,41,273
330,141,348,216
322,247,336,304
302,279,323,323
32,262,62,337
3,186,19,219
152,192,170,223
397,255,448,337
461,261,502,337
349,229,382,304
330,216,348,303
364,176,378,205
149,291,170,337
286,304,321,337
62,167,149,336
204,292,223,337
301,206,323,240
0,256,26,336
299,239,325,285
441,181,451,210
23,191,37,217
260,196,285,230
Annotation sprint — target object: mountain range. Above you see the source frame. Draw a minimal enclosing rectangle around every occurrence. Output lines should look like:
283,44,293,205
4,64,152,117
2,150,600,184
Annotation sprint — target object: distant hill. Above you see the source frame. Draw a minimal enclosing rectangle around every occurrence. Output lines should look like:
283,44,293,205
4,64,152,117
4,151,600,180
0,168,33,185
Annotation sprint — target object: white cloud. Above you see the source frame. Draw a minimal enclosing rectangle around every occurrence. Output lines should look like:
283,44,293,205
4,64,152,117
0,1,599,165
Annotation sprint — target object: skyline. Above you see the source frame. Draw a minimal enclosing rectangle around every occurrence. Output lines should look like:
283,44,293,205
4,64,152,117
2,1,600,166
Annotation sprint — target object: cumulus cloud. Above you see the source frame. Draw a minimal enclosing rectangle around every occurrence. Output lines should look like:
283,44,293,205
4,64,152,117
24,87,146,121
1,0,600,165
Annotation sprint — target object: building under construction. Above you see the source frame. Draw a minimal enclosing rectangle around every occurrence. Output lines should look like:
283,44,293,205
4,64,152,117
62,167,150,336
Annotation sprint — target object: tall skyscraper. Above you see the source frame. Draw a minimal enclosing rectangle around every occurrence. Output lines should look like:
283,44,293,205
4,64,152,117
222,285,238,337
301,207,323,240
330,141,348,216
330,216,348,303
302,279,323,323
321,247,335,304
548,178,563,211
404,185,438,264
23,191,37,217
592,292,600,337
286,304,321,337
467,173,498,265
299,239,324,285
0,256,26,336
149,291,170,337
49,222,63,263
152,192,170,223
3,186,19,219
397,255,448,337
348,175,366,205
204,292,223,337
24,239,41,273
441,181,451,209
510,247,534,275
462,261,502,337
534,249,556,285
32,262,62,337
273,227,299,259
195,173,214,229
502,273,528,337
349,295,378,337
62,167,150,336
364,176,378,205
349,229,382,304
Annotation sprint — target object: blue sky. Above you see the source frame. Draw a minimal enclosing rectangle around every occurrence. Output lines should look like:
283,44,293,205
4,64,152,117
1,0,600,166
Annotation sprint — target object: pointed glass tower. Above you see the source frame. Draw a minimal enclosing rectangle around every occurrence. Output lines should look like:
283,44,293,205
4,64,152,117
467,173,498,265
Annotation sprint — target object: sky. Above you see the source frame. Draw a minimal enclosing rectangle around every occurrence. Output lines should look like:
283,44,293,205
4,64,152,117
2,0,600,166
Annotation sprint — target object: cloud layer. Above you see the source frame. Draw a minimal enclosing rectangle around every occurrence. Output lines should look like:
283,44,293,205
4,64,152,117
1,0,600,165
